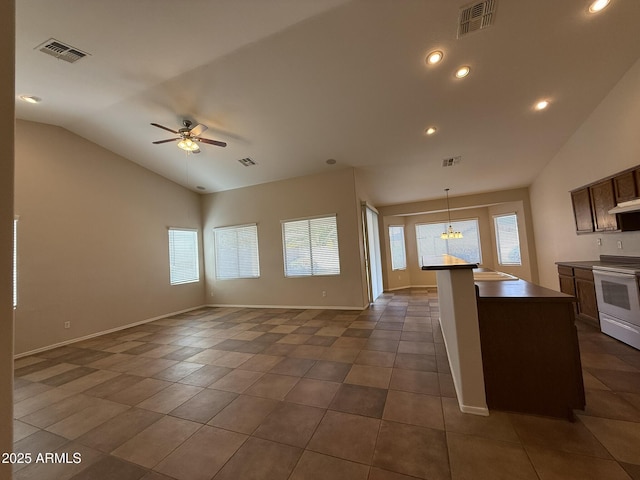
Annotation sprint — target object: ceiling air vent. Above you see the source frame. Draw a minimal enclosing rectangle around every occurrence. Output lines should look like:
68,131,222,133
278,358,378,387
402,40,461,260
238,157,256,167
35,38,89,63
458,0,497,38
442,156,461,167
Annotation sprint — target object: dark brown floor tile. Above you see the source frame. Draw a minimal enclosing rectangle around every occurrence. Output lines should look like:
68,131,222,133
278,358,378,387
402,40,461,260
582,389,640,422
122,343,161,356
285,378,340,408
305,335,337,346
244,373,299,400
510,414,611,459
588,368,640,394
214,339,250,351
83,374,143,399
209,395,279,434
394,353,437,372
289,345,328,360
579,415,640,464
155,425,247,480
254,333,287,343
383,390,444,430
390,368,440,396
268,357,316,377
161,346,205,361
376,322,404,331
289,450,369,480
321,347,360,363
307,410,379,464
177,365,232,387
14,430,69,457
365,339,399,352
77,408,163,453
14,360,61,378
293,326,320,335
400,331,433,342
621,462,640,480
342,328,372,338
305,360,351,382
526,445,632,480
152,362,203,382
236,354,284,372
447,431,537,480
373,420,450,480
105,378,171,406
208,369,263,393
253,402,324,447
42,367,97,387
15,443,103,480
261,343,298,356
355,350,396,367
345,365,392,389
233,341,267,354
56,350,114,366
169,389,237,423
329,384,387,418
368,467,419,480
212,437,301,480
67,454,147,480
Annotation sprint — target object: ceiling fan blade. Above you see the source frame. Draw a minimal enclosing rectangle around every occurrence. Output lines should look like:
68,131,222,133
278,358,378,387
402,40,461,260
189,123,207,137
197,138,227,147
192,149,201,155
151,123,178,134
152,138,180,144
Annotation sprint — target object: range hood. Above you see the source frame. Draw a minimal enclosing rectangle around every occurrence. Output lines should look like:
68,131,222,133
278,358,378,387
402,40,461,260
609,198,640,214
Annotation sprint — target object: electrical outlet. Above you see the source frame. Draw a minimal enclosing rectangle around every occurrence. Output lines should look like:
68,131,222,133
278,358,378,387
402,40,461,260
617,240,623,249
64,321,71,329
596,238,602,246
322,291,327,297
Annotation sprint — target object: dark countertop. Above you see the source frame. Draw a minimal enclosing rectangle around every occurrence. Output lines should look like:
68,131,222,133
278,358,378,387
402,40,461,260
556,256,640,270
475,278,574,303
421,254,478,270
556,260,605,269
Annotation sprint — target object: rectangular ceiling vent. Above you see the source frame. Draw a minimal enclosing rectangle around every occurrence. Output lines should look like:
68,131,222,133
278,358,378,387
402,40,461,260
238,157,257,167
35,38,89,63
457,0,497,38
442,156,461,168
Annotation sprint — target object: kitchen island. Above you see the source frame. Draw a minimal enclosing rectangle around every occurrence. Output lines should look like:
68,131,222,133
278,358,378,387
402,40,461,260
423,256,585,420
476,278,585,419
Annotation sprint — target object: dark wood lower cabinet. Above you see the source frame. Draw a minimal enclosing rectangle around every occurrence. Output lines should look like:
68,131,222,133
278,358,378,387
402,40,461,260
477,293,585,420
557,265,599,328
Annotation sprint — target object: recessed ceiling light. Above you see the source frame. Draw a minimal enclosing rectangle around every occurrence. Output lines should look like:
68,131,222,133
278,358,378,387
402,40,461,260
425,127,437,135
535,100,550,111
589,0,610,13
196,186,206,191
455,66,471,78
19,95,41,104
326,159,337,165
426,50,444,65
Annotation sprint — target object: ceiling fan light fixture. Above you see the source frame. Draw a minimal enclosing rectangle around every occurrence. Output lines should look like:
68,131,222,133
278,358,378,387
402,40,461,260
534,99,550,111
177,138,199,152
19,95,41,104
425,126,437,136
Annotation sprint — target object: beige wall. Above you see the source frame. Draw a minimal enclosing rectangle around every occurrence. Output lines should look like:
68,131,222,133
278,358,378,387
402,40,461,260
530,57,640,289
202,168,368,309
1,0,14,475
14,120,205,354
377,188,537,290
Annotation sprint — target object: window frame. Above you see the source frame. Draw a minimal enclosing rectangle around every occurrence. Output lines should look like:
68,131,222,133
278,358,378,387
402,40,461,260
493,213,522,266
388,225,407,271
167,227,200,285
281,214,341,278
213,223,261,280
415,218,483,266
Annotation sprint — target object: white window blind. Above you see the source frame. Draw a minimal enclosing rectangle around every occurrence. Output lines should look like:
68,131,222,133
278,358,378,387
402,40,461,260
168,228,200,285
389,225,407,270
13,218,17,308
282,215,340,277
494,214,522,265
416,219,482,265
214,224,260,279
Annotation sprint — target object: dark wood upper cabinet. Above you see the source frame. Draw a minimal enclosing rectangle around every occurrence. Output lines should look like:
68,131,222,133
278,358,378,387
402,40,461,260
589,180,617,231
613,171,638,203
571,188,594,233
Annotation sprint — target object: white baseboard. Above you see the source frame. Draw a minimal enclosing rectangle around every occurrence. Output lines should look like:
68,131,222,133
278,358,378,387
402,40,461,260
459,404,490,416
14,305,208,359
206,303,366,311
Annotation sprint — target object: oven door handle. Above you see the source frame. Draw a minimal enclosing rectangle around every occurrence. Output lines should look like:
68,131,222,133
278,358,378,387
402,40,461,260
593,271,637,279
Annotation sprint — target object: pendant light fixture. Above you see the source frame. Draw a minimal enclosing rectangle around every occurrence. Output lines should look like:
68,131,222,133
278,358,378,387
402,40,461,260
441,188,463,239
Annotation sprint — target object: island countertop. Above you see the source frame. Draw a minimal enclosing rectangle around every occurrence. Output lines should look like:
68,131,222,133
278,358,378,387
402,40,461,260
420,254,478,270
475,278,574,302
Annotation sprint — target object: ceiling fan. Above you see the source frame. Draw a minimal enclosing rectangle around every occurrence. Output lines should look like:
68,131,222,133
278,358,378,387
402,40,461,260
151,120,227,154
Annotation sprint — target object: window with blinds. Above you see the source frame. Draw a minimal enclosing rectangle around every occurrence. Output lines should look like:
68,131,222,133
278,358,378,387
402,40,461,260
494,214,522,265
282,215,340,277
389,225,407,270
416,219,482,265
214,224,260,279
168,228,200,285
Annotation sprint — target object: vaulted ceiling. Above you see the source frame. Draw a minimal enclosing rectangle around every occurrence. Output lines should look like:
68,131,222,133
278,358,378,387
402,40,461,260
15,0,640,205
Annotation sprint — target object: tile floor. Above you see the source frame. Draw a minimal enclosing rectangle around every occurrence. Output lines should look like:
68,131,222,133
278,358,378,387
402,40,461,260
11,289,640,480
